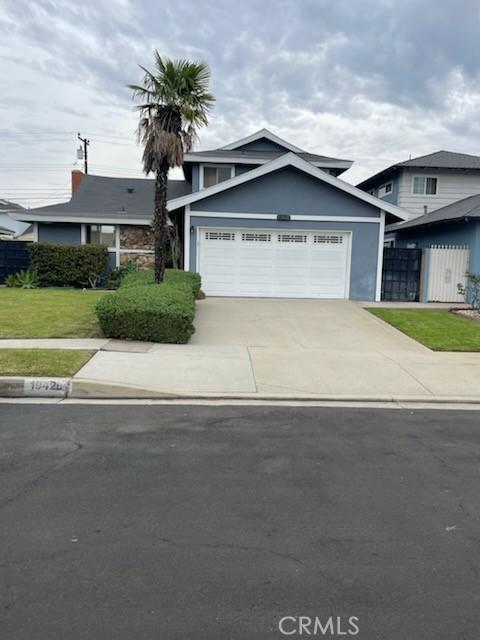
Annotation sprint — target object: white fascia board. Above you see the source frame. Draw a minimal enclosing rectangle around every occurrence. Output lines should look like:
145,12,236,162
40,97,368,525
219,128,304,153
167,152,411,222
184,152,352,170
9,213,152,225
189,212,380,223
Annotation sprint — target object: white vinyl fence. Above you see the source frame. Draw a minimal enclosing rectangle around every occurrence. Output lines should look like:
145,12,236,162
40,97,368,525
424,245,470,302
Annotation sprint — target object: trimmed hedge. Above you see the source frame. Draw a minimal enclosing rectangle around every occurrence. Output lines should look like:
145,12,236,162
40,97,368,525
29,243,109,288
95,269,201,343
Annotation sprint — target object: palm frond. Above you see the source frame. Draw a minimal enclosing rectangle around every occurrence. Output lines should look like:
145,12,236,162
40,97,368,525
128,51,215,171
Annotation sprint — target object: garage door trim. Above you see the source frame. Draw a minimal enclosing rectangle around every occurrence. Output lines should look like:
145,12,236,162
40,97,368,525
196,226,353,299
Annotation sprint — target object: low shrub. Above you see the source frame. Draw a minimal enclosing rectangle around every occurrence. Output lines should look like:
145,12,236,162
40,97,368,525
28,243,109,288
96,283,196,343
4,269,40,289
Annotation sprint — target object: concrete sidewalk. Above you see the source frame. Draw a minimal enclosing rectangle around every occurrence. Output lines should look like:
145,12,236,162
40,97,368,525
71,342,480,399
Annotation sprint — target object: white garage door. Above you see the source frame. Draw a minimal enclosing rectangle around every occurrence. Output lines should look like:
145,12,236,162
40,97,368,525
197,228,351,298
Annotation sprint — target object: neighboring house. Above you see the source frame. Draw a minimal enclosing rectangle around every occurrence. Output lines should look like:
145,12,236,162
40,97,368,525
0,199,30,239
357,151,480,216
11,170,190,269
386,194,480,275
12,128,410,300
0,224,15,240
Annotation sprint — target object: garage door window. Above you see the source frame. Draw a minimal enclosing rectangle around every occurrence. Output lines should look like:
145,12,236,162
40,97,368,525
314,234,344,244
278,234,307,243
241,232,272,242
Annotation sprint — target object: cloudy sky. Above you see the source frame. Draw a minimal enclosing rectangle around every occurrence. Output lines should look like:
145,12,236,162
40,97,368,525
1,0,480,207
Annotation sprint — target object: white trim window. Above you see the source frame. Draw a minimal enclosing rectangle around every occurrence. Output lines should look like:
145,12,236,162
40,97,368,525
412,176,438,195
378,182,393,198
200,164,234,189
85,224,116,247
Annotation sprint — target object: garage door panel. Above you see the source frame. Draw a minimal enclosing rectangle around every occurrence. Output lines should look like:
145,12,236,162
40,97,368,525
198,228,350,299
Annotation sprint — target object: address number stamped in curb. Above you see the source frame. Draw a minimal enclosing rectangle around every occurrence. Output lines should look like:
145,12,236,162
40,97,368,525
24,378,69,397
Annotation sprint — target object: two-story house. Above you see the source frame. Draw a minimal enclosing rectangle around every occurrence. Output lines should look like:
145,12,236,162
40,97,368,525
358,151,480,275
357,150,480,217
12,129,409,301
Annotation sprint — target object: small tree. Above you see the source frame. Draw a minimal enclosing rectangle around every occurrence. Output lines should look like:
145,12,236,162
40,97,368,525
457,272,480,309
128,53,215,283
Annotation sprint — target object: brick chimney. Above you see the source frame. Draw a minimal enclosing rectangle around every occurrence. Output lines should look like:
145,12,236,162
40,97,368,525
71,170,85,196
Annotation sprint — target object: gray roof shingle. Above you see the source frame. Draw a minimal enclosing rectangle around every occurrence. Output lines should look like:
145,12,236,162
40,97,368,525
14,175,191,222
387,194,480,232
398,150,480,170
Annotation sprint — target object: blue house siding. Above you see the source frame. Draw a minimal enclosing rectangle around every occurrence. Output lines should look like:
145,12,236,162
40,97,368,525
235,139,290,153
191,167,381,218
234,164,259,177
394,220,480,274
191,165,200,192
189,217,380,300
374,176,399,205
38,222,81,244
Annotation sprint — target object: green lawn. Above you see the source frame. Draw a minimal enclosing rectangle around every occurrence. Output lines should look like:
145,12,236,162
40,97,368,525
0,289,105,338
369,308,480,351
0,349,93,376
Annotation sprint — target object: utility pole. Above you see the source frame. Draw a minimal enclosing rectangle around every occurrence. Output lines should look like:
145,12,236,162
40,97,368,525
77,133,90,174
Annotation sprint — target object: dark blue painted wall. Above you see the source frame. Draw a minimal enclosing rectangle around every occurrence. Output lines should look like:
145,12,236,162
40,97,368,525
234,164,259,177
190,216,380,300
38,222,81,244
191,167,381,217
235,139,291,153
375,175,400,205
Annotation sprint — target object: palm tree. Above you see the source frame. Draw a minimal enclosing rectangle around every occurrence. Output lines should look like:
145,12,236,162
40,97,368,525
129,52,215,282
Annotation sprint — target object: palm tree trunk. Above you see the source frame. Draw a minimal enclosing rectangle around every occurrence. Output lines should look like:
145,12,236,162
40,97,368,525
154,161,169,283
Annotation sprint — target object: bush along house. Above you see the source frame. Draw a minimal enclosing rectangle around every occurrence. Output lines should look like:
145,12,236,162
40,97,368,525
12,129,410,300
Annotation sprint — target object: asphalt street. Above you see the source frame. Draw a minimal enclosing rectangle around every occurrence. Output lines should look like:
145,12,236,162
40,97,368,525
0,404,479,639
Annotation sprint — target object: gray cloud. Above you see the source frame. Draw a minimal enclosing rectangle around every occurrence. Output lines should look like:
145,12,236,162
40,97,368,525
1,0,480,205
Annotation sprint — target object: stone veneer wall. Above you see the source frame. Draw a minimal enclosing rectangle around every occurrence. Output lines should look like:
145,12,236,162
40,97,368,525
119,224,154,268
120,253,154,268
120,225,153,250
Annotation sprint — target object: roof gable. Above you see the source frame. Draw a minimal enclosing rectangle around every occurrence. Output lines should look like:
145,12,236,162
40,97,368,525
191,166,380,217
168,152,411,222
220,128,303,153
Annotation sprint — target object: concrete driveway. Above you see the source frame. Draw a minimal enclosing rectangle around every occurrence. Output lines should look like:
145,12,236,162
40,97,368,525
190,298,425,352
73,297,480,399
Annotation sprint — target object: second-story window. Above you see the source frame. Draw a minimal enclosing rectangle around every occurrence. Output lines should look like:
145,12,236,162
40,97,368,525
202,165,233,188
412,176,437,195
378,182,393,198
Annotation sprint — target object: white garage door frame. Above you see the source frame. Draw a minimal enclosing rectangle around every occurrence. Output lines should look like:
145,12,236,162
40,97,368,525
196,226,353,299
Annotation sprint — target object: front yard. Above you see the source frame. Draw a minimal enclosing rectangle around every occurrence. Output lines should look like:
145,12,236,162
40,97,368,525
0,349,93,376
0,289,105,338
369,308,480,351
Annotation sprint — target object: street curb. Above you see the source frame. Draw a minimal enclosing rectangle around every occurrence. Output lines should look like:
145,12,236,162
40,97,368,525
2,376,480,405
0,377,70,398
69,379,480,404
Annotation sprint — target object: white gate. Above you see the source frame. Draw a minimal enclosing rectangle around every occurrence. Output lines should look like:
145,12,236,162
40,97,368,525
425,245,470,302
